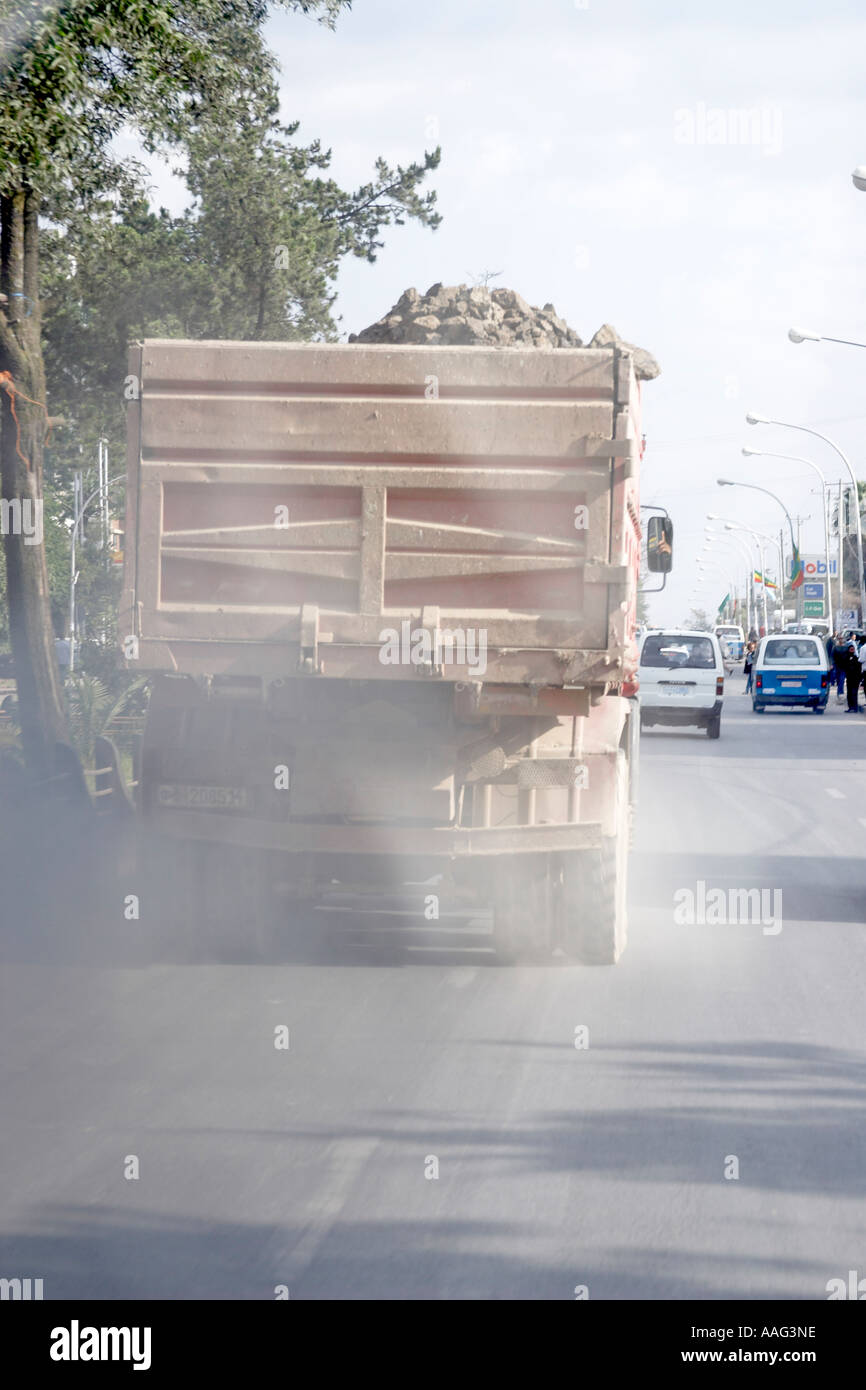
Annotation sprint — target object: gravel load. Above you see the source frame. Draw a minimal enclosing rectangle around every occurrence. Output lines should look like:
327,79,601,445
348,282,660,378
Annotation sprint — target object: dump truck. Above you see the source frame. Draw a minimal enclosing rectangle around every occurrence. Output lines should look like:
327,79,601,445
121,337,671,961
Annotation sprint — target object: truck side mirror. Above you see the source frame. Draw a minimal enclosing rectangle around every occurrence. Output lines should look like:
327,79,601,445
646,516,673,573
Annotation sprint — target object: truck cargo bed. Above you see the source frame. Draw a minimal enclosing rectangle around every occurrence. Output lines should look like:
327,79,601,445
122,340,641,686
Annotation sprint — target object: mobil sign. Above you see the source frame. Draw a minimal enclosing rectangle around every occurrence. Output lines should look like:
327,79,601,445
787,554,838,579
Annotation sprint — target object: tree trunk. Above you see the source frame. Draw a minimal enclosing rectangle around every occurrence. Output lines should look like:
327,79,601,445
0,185,68,778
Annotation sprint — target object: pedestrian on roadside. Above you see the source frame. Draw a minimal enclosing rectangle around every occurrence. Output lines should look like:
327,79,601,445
857,634,866,707
744,640,756,694
843,640,862,712
832,634,848,701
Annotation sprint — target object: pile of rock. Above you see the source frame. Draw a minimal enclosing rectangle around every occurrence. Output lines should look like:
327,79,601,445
348,283,660,379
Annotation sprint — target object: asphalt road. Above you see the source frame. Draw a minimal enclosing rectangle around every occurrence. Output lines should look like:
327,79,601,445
2,686,865,1300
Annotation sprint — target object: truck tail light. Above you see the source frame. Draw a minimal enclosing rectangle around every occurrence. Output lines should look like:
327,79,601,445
756,675,763,689
821,674,828,688
716,677,724,696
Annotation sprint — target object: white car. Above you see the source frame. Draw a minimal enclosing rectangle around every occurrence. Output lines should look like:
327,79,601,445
638,629,725,739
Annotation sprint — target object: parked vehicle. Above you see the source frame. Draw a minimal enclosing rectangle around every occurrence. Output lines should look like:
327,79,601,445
638,630,724,739
714,624,745,662
752,634,829,713
122,336,670,964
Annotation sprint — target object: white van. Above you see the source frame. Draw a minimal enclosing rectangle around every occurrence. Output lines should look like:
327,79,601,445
713,624,745,663
638,629,725,739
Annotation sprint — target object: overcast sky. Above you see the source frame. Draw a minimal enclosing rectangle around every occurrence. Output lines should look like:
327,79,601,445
148,0,866,625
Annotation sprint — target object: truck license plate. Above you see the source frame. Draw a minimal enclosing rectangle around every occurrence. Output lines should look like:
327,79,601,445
781,680,802,687
668,685,691,695
157,783,248,809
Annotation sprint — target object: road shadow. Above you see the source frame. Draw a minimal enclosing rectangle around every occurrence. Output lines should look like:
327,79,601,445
0,1202,840,1300
630,850,866,924
295,1035,866,1200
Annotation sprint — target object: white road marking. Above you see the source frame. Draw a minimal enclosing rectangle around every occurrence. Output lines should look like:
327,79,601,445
825,788,845,799
267,1137,379,1285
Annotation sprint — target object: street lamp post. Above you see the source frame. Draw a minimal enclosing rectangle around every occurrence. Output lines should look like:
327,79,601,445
708,514,783,633
743,525,785,628
697,560,737,622
729,528,767,631
717,478,799,624
742,525,787,629
837,481,845,624
746,413,866,625
789,327,866,350
705,525,757,633
740,447,834,623
708,533,750,633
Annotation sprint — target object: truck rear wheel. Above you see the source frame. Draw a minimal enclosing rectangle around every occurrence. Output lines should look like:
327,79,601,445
137,833,199,963
492,856,555,963
559,752,629,965
193,843,278,962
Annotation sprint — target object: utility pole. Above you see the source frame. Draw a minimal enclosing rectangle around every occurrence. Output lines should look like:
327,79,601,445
97,437,109,554
791,514,811,624
745,416,866,629
68,472,125,673
810,482,834,625
838,481,845,624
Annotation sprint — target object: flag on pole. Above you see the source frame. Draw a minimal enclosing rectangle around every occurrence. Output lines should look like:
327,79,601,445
753,571,779,590
717,594,730,615
790,544,805,590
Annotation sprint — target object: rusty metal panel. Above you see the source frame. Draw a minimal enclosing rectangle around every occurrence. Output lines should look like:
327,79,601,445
126,339,642,682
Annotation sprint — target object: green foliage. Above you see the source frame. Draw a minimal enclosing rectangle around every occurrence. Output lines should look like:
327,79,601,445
0,0,440,688
39,97,441,460
1,2,350,195
64,670,147,761
65,672,111,761
0,485,67,643
181,89,440,340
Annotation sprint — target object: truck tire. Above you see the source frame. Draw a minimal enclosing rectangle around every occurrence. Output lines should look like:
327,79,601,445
194,843,278,963
235,846,280,961
559,751,628,965
493,857,555,963
135,834,200,964
706,713,721,739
